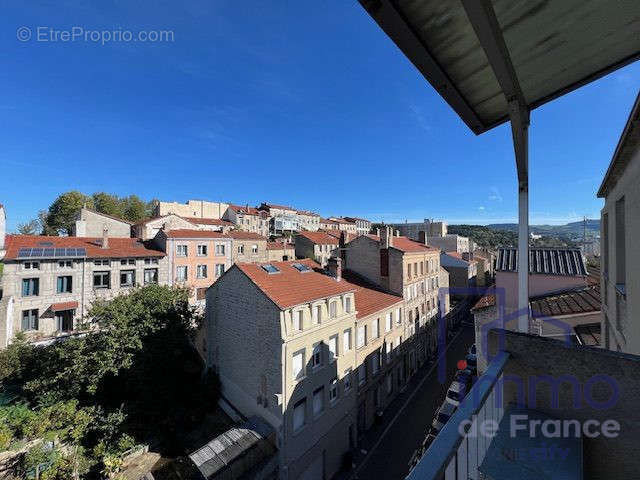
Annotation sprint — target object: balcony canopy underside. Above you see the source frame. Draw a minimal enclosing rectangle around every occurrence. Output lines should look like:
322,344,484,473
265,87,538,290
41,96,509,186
360,0,640,134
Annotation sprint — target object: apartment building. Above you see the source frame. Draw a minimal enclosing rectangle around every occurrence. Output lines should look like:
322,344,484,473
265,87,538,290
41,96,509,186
440,251,478,292
598,91,639,355
223,204,270,237
154,199,229,219
72,207,133,238
319,218,339,231
327,217,357,234
294,231,339,267
343,217,371,236
133,214,198,240
387,219,447,240
154,229,232,303
296,211,321,232
472,249,495,286
0,233,167,348
427,234,470,253
205,258,358,480
267,241,295,262
259,203,299,235
228,231,268,264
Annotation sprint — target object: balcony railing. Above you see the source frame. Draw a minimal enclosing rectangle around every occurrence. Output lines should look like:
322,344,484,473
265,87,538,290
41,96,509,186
406,351,510,480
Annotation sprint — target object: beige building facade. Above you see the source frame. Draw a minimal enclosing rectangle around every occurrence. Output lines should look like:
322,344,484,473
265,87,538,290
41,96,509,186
0,234,167,348
598,91,639,355
223,204,270,237
155,199,229,219
72,208,132,238
228,231,268,264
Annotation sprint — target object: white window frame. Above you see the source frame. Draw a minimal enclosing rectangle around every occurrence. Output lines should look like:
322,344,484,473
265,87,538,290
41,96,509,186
292,350,305,380
177,244,188,257
343,329,352,352
328,335,338,362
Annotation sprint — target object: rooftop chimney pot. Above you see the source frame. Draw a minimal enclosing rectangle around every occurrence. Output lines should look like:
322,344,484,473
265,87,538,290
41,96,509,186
327,257,342,282
102,225,109,249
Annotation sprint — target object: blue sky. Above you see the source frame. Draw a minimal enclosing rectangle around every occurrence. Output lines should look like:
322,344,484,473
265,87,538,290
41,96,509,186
2,1,639,232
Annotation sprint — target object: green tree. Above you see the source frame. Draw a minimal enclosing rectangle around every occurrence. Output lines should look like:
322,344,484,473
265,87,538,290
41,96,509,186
46,191,93,235
92,193,123,218
120,195,147,223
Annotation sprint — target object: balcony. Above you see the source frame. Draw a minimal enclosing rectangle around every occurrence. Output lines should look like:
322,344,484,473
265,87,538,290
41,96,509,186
407,329,640,479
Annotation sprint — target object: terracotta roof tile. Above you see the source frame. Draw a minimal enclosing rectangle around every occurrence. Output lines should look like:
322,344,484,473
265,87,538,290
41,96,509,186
342,271,403,319
471,286,496,311
235,259,356,309
51,301,79,312
181,216,234,226
297,231,339,245
4,235,164,260
228,204,261,216
226,231,268,240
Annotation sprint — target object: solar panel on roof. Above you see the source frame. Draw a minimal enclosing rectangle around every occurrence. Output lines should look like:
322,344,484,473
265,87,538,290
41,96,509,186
42,248,55,257
30,248,43,256
76,248,87,257
17,248,31,258
55,248,66,256
261,264,280,274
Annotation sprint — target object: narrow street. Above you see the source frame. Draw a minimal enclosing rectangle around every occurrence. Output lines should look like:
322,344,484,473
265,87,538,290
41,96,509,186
348,323,475,480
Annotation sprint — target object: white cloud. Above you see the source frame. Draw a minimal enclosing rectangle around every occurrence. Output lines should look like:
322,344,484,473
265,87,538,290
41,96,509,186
478,206,486,211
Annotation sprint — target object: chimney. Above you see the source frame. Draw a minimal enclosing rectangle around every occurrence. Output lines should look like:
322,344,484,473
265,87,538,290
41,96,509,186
418,231,427,245
102,225,109,249
387,226,394,248
395,230,400,237
327,257,342,282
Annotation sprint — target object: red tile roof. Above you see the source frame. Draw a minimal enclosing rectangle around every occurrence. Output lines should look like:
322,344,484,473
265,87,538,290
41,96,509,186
342,271,403,319
445,251,477,264
325,231,358,243
182,217,234,227
51,301,78,312
235,259,356,309
164,229,228,239
297,210,320,217
226,231,268,241
228,204,261,216
390,237,438,253
261,203,296,211
471,286,496,311
297,231,339,245
328,217,356,225
266,242,294,250
4,235,165,260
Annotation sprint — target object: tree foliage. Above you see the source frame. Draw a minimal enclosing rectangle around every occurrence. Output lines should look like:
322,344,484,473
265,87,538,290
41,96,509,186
0,285,217,479
448,224,518,249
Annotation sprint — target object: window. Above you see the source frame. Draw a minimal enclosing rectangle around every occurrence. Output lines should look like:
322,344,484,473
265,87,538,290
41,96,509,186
312,305,322,324
251,244,258,254
197,288,207,300
21,278,39,297
58,260,72,268
371,351,380,375
292,350,305,379
328,335,338,361
293,398,306,432
386,341,392,361
293,310,303,331
356,325,367,348
55,310,74,332
343,329,352,351
215,264,225,277
407,264,411,278
237,244,245,255
23,261,40,270
358,364,366,386
21,309,38,331
215,244,225,255
56,276,72,293
329,378,338,403
144,268,158,285
311,343,322,369
120,270,135,287
94,259,110,266
313,387,324,417
93,271,110,289
329,301,337,318
420,262,424,275
144,258,159,265
396,308,402,324
197,264,208,279
385,312,392,332
176,265,188,282
128,259,135,265
197,244,208,256
177,245,188,256
344,296,352,313
372,318,380,339
344,368,352,391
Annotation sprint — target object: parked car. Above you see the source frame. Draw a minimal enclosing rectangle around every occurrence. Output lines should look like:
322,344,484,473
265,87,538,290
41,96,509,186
422,433,437,452
469,343,476,355
445,381,468,406
431,401,457,434
454,368,474,389
465,353,478,374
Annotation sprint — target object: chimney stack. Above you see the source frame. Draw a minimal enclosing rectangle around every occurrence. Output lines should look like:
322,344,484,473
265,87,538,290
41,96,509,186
418,231,427,245
375,227,380,237
327,257,342,282
395,230,400,237
102,225,109,249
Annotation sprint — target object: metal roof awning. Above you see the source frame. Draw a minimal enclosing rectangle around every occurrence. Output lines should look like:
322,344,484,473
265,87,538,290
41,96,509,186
50,301,78,312
359,0,640,135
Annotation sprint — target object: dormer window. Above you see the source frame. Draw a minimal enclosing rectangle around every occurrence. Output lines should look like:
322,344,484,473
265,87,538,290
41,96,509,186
292,263,311,273
261,264,280,274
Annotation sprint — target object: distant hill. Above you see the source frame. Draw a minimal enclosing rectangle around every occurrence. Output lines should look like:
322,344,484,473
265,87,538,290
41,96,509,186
487,219,600,241
448,225,518,249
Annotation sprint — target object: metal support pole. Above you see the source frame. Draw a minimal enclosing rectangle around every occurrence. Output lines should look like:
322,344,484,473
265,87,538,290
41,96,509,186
509,101,530,332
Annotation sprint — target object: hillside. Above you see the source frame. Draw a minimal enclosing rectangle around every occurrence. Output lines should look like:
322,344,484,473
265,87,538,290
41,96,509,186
448,225,518,249
487,219,599,243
